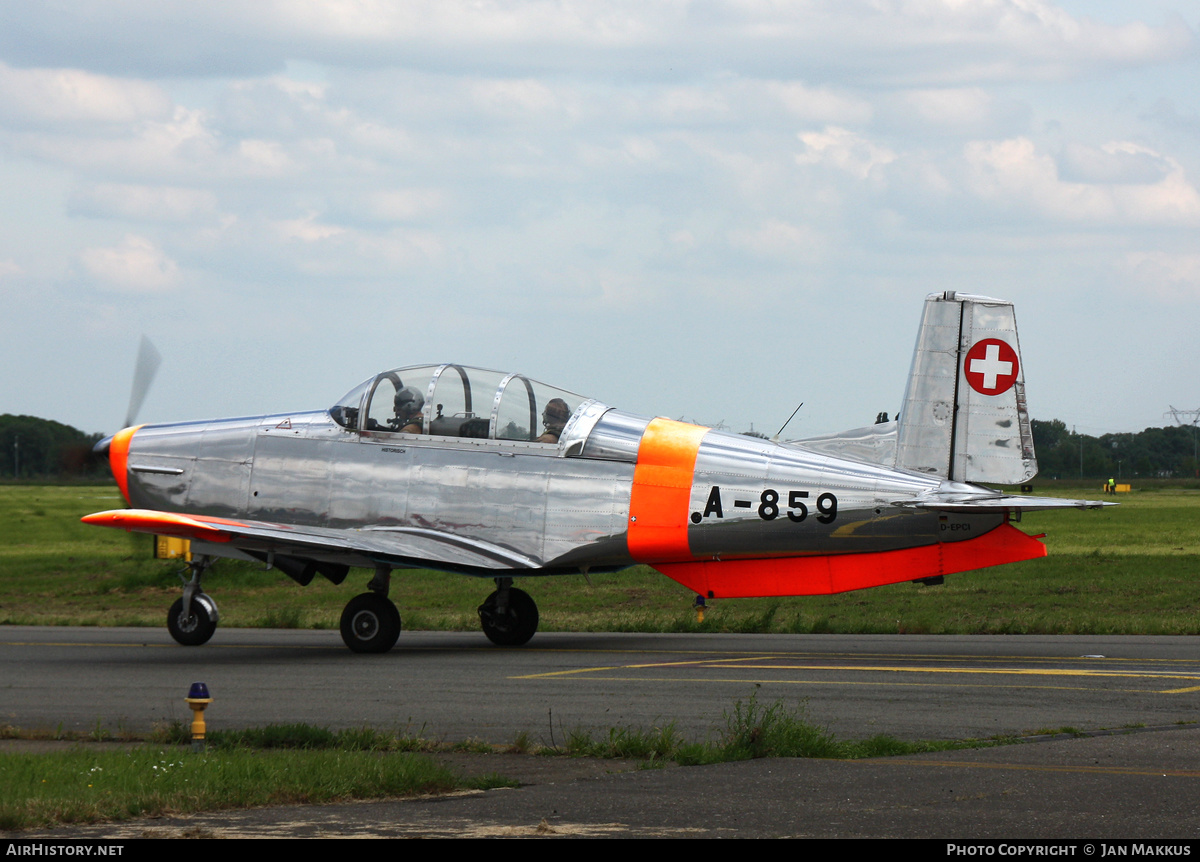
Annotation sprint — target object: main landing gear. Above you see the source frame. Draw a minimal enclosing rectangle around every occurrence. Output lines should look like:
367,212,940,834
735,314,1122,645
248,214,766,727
336,571,540,653
478,577,539,646
339,564,402,654
167,556,220,646
163,557,540,654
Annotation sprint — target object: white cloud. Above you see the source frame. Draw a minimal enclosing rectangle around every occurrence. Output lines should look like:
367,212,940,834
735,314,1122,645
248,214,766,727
2,1,1189,83
0,61,170,126
891,87,1027,136
0,2,1197,439
80,234,180,291
5,104,319,183
729,219,826,262
796,127,896,180
1060,141,1179,185
1126,251,1200,302
356,229,443,266
236,139,294,175
766,81,873,125
963,137,1200,225
5,106,220,179
69,183,218,222
578,136,663,169
275,212,346,243
365,189,444,222
470,78,559,115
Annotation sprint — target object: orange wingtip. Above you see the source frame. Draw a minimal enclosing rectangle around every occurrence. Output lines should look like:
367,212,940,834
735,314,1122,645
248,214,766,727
81,509,233,543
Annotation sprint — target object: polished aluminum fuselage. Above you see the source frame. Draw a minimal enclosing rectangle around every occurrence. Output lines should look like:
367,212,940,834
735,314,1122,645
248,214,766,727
122,405,997,576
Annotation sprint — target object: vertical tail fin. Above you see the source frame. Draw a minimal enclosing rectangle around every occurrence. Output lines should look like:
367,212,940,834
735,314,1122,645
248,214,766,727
895,292,1036,484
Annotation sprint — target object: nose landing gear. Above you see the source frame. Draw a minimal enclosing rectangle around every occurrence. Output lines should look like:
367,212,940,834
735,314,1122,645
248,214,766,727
167,556,220,646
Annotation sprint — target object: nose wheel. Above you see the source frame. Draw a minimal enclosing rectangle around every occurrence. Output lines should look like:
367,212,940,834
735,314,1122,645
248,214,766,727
478,582,538,646
167,555,220,646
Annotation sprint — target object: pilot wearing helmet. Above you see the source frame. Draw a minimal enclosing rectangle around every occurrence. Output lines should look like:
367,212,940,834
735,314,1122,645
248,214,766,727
537,398,570,443
392,386,425,434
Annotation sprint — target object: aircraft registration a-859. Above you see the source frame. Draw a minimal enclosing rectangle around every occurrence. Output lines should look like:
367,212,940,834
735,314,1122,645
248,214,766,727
85,292,1108,653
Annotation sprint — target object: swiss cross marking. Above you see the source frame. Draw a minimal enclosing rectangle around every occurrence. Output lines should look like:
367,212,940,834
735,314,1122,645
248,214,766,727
964,339,1018,395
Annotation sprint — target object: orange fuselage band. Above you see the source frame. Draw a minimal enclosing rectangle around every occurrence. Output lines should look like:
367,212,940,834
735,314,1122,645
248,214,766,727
627,417,709,562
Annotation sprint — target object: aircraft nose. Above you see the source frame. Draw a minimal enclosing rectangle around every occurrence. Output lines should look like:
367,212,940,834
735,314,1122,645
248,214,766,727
93,435,114,456
104,425,142,503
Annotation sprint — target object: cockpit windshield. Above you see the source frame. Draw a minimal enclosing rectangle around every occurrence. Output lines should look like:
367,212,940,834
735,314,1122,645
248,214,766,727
330,364,592,446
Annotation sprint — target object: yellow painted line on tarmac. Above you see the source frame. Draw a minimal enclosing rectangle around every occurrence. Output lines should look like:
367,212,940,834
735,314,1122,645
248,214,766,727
510,655,779,678
515,658,1200,693
525,651,1200,692
510,673,1161,694
703,663,1200,682
517,657,1200,683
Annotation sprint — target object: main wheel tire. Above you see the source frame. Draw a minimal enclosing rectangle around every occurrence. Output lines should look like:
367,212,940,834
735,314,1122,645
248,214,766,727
478,587,538,646
167,594,218,646
340,593,402,654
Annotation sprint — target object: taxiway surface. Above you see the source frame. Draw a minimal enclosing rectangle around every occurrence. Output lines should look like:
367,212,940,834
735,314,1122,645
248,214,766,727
8,627,1200,838
6,628,1200,838
3,626,1198,741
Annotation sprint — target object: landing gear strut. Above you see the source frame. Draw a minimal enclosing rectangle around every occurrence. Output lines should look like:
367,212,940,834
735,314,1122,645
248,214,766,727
478,578,539,646
340,563,401,653
167,556,220,646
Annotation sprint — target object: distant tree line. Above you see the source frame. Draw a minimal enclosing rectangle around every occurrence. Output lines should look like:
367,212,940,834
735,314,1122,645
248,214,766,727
1,412,1196,482
0,415,105,479
1032,419,1199,480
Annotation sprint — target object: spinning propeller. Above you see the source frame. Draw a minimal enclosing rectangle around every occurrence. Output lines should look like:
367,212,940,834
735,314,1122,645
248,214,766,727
94,335,161,458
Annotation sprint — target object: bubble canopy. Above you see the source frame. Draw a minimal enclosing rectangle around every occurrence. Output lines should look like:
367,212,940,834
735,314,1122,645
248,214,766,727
329,364,589,443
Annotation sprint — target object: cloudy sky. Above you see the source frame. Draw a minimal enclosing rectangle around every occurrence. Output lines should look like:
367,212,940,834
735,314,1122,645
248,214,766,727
1,1,1197,441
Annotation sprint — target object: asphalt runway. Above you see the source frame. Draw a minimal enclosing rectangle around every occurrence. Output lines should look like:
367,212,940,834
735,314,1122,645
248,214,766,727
5,626,1200,838
3,626,1199,741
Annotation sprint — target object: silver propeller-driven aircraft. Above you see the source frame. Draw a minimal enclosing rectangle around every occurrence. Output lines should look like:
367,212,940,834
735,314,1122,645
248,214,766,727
85,292,1107,653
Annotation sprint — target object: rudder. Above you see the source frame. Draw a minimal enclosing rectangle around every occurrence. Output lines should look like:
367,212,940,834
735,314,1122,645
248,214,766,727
895,292,1036,484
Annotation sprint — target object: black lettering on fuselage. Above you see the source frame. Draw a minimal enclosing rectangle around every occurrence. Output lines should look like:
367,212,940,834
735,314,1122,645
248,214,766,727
703,486,724,519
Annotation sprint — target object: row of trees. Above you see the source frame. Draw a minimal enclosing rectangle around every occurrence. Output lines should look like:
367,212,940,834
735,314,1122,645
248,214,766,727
0,415,106,479
1031,419,1199,481
2,413,1197,481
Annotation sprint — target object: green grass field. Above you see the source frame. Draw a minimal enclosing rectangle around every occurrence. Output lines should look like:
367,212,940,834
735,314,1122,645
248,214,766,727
1,482,1197,635
2,483,1197,829
0,698,1005,830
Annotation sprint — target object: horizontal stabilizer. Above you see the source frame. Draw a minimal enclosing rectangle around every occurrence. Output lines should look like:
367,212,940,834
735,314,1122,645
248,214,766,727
893,495,1113,513
789,420,898,467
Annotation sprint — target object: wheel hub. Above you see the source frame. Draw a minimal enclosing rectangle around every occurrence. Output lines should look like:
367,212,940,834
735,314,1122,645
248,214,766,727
176,610,199,633
352,611,380,640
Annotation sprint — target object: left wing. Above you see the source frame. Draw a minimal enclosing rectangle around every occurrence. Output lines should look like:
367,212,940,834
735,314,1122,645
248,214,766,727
81,509,542,572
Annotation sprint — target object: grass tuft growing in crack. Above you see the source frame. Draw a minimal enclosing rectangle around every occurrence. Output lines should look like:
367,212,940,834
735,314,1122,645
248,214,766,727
556,693,1014,767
